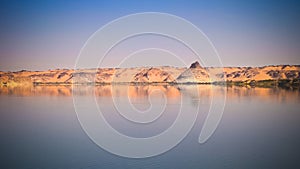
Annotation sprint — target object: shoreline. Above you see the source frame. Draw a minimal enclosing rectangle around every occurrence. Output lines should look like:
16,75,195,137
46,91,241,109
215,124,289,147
0,79,298,89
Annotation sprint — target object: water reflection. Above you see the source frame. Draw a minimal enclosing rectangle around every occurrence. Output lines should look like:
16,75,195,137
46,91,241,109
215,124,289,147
0,85,299,103
1,84,299,168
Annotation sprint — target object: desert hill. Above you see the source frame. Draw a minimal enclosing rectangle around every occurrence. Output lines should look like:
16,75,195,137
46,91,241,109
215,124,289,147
0,61,299,86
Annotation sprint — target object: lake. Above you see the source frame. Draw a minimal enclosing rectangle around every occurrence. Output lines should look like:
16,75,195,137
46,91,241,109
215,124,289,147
0,85,299,169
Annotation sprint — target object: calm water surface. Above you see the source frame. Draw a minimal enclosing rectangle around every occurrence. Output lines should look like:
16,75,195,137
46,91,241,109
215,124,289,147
0,85,299,169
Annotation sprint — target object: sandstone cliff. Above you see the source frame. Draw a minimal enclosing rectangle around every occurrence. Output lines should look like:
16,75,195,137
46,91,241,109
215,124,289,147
0,61,299,86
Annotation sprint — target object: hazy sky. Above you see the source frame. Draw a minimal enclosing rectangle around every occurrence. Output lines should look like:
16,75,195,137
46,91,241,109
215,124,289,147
0,0,299,71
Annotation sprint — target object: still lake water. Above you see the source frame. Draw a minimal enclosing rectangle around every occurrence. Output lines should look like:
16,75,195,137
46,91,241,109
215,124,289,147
0,85,299,169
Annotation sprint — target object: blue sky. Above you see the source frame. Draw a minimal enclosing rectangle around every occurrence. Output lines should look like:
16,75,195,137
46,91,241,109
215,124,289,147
0,0,299,71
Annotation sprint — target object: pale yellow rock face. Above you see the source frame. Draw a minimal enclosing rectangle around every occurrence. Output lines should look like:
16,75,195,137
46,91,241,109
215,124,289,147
221,65,300,82
0,62,299,85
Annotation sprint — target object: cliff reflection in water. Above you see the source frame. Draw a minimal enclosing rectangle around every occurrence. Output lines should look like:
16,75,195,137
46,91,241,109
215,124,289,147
0,84,299,103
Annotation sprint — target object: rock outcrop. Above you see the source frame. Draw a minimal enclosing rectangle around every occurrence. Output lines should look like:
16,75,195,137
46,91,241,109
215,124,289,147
0,62,299,86
189,61,202,69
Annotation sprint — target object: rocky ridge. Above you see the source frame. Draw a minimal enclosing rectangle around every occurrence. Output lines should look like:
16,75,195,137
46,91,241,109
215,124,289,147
1,61,299,86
